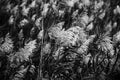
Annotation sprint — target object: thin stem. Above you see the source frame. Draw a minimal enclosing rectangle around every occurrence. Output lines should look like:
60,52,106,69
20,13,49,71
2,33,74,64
37,18,44,80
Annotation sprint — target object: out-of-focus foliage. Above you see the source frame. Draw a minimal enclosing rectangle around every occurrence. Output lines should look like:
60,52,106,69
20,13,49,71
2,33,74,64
0,0,120,80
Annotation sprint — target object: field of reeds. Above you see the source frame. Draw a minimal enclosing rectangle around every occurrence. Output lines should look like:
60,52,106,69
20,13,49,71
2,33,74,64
0,0,120,80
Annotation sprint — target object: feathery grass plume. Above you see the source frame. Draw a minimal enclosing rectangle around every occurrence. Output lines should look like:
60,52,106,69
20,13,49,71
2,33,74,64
72,13,90,28
23,40,36,59
9,15,14,24
9,40,36,68
113,31,120,43
114,5,120,15
9,52,26,68
83,53,91,64
94,1,104,10
105,21,112,32
98,34,114,56
72,10,79,18
49,24,87,47
80,13,89,28
42,3,50,17
35,17,42,27
51,1,58,13
99,10,106,20
20,0,27,7
78,2,83,9
65,0,78,7
86,22,94,31
37,30,43,40
66,26,87,45
20,18,29,27
29,0,36,8
11,5,19,15
22,6,30,16
89,15,94,22
48,22,64,39
6,2,12,12
55,22,65,30
113,22,117,28
31,14,37,21
58,10,65,17
77,35,96,54
43,43,51,55
0,33,13,53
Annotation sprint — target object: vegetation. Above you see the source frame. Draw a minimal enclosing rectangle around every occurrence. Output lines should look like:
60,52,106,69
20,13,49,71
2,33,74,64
0,0,120,80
